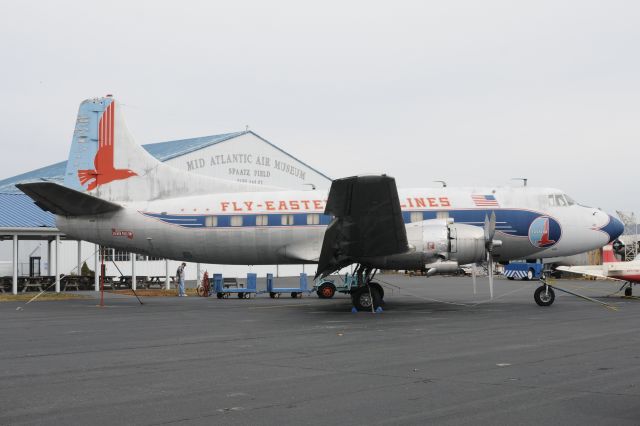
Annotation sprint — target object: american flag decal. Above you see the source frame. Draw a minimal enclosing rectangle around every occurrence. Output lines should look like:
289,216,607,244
471,194,499,207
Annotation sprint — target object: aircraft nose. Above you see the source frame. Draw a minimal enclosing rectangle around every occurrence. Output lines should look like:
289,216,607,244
601,215,624,243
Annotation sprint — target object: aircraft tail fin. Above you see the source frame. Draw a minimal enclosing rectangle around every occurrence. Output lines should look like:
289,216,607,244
602,244,619,263
16,182,122,216
64,96,276,202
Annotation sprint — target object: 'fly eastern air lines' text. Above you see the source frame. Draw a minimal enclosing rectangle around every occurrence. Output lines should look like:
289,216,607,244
219,197,451,212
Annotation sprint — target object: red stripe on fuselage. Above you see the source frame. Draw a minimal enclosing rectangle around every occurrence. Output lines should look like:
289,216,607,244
610,274,640,283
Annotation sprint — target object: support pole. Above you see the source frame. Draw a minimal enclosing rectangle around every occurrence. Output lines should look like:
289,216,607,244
54,235,60,293
94,244,99,291
131,253,137,291
164,259,170,290
197,262,201,287
47,240,52,276
77,240,82,276
12,234,18,295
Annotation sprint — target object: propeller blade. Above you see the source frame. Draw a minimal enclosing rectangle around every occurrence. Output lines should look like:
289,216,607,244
483,214,490,242
483,211,497,245
471,263,477,295
487,252,494,299
488,211,496,241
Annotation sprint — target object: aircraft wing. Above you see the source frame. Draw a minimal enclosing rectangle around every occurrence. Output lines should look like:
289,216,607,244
315,175,408,278
16,182,122,216
556,265,610,280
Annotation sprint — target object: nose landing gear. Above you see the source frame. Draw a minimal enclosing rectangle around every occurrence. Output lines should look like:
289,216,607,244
534,284,555,306
533,278,617,310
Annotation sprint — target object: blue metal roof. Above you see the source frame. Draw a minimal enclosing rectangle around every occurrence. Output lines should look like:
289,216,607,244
0,193,56,228
143,131,247,161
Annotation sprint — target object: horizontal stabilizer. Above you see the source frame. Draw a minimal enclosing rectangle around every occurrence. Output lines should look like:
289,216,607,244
16,182,122,216
316,175,408,278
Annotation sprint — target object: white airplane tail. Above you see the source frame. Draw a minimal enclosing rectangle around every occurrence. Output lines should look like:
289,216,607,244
64,96,276,202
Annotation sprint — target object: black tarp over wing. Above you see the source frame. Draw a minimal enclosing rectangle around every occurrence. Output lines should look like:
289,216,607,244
315,175,409,278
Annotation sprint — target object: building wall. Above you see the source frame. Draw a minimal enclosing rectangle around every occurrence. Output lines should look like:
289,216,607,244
166,133,331,190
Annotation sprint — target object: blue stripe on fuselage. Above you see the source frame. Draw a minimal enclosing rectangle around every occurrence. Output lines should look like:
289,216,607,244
142,209,545,237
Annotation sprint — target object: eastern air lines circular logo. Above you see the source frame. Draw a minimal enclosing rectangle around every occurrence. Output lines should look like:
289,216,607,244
528,216,562,248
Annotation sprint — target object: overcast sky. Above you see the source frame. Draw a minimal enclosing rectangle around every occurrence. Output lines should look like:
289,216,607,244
0,1,638,215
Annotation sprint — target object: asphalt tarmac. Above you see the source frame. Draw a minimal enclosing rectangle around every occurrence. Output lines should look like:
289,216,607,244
1,275,639,425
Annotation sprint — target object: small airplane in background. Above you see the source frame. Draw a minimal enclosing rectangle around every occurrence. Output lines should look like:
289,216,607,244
16,96,625,311
557,244,640,297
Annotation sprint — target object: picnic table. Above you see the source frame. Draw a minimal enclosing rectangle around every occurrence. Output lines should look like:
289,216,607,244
61,275,95,291
145,276,175,289
113,275,146,289
0,276,10,293
20,276,54,293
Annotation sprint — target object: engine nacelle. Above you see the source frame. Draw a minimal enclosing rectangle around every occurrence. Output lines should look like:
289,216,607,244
359,219,487,272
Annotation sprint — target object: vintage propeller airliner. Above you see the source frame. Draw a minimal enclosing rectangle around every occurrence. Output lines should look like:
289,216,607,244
17,97,624,310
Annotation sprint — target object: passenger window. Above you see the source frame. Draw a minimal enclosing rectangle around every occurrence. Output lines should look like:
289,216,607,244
281,214,295,226
256,215,268,226
307,214,320,225
230,216,243,226
410,212,423,223
205,216,218,227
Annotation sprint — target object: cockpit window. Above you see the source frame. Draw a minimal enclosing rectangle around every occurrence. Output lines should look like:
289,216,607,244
564,194,575,205
547,194,574,207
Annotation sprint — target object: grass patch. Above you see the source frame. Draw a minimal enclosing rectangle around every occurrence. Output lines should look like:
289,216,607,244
0,293,92,302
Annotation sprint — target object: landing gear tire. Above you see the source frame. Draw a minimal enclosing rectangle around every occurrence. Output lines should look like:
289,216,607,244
351,285,382,311
291,292,298,298
269,292,277,299
534,286,555,307
317,283,336,299
369,282,384,300
625,286,633,297
216,292,224,299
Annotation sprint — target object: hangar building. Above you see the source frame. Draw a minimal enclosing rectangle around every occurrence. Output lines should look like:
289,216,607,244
0,131,331,293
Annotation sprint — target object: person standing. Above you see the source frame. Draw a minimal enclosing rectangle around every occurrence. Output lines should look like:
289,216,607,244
177,262,187,297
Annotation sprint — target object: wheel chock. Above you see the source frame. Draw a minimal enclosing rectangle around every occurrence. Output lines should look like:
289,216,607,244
351,307,358,313
375,306,383,313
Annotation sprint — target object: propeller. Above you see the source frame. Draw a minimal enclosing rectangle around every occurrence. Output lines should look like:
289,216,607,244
471,263,477,295
483,211,502,299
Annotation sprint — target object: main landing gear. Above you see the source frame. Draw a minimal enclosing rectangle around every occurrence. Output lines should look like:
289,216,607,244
349,265,384,312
